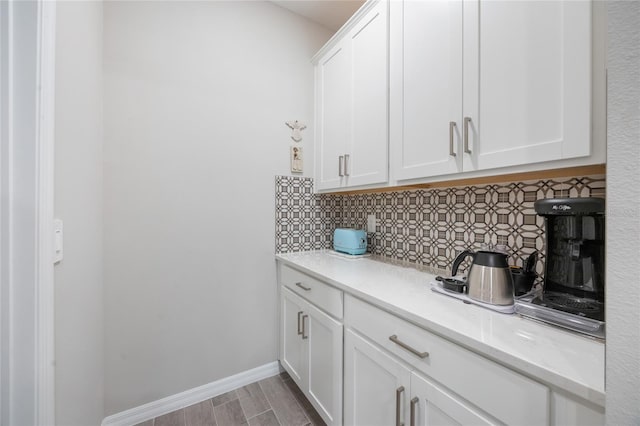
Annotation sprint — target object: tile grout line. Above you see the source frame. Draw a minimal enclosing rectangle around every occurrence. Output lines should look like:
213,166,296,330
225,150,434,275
212,398,220,426
276,375,311,425
209,399,216,426
244,407,273,423
236,387,250,425
257,380,284,426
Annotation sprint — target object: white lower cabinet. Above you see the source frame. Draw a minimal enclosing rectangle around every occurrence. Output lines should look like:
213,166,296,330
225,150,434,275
278,262,604,426
345,329,497,426
280,287,306,385
344,294,550,425
410,371,496,426
344,329,411,426
279,286,343,426
552,392,605,426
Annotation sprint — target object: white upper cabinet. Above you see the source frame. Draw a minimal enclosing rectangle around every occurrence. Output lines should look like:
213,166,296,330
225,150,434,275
463,0,592,172
348,3,389,187
317,43,351,190
390,0,463,180
314,0,389,192
391,0,593,182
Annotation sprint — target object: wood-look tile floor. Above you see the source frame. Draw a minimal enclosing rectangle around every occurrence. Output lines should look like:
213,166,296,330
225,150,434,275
136,372,326,426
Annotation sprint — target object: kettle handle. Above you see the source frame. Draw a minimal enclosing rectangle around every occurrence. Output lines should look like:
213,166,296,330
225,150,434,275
452,250,474,277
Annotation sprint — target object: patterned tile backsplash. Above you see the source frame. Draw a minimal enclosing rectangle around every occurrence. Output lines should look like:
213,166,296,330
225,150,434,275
275,174,606,275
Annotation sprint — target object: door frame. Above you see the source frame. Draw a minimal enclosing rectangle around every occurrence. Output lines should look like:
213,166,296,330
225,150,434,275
36,1,57,424
0,1,56,424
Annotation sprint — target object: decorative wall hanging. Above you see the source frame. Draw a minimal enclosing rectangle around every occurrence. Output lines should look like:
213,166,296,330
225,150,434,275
285,120,306,142
290,146,303,173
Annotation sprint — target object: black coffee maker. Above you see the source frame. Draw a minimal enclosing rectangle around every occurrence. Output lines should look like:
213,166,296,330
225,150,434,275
523,198,605,337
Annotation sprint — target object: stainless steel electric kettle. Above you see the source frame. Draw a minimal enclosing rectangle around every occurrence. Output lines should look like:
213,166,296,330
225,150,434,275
452,250,514,305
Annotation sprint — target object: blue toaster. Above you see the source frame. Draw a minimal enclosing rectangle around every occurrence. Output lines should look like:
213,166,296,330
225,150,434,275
333,228,367,255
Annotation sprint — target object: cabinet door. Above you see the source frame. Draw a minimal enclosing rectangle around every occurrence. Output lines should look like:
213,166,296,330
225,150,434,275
391,0,463,181
410,372,497,426
344,329,411,426
346,0,389,188
316,42,350,191
306,302,343,426
463,0,591,172
280,287,306,387
552,392,604,426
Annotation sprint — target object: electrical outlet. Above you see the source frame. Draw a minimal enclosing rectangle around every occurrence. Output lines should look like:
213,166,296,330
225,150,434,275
367,214,377,232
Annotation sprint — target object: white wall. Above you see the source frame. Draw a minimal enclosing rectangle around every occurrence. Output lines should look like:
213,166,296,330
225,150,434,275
54,2,105,424
0,2,39,424
606,1,640,424
103,1,331,414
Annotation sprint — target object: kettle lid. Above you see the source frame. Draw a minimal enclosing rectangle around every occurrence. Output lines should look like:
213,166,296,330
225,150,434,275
474,251,509,268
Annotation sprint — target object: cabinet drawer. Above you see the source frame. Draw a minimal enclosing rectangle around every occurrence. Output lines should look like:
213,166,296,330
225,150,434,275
280,265,343,320
345,295,550,425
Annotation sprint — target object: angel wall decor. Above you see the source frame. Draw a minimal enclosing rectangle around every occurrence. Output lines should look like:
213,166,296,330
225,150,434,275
285,120,306,142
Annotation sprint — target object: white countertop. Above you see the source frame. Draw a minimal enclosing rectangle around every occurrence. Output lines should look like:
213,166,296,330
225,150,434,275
276,250,605,407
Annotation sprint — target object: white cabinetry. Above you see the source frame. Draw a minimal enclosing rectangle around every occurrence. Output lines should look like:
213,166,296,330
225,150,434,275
344,329,495,426
344,294,549,425
390,0,463,180
410,371,495,426
279,267,343,426
277,258,604,426
314,0,388,191
391,0,593,181
280,288,306,384
344,329,411,426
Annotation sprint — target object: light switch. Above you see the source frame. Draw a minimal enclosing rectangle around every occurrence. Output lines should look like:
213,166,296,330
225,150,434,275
54,219,63,264
367,214,377,233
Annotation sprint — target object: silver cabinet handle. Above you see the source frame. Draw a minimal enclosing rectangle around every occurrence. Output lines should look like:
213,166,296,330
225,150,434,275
389,335,429,358
410,397,418,426
295,282,311,291
449,121,457,157
344,154,350,176
301,314,309,339
463,117,472,154
396,386,405,426
297,311,303,335
338,156,344,177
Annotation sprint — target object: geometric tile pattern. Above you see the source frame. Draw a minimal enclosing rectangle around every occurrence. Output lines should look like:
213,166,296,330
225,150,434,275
275,176,341,253
276,174,606,278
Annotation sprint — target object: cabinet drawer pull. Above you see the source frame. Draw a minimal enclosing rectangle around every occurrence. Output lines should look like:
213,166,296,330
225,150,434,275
463,116,472,154
297,311,304,335
295,282,311,291
338,156,344,177
301,314,309,339
344,154,350,176
410,397,418,426
396,386,405,426
449,121,457,157
389,335,429,358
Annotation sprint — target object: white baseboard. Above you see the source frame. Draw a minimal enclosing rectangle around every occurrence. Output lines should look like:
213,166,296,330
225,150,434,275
101,361,281,426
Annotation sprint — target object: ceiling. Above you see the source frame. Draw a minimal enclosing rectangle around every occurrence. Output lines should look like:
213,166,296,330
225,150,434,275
271,0,365,31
